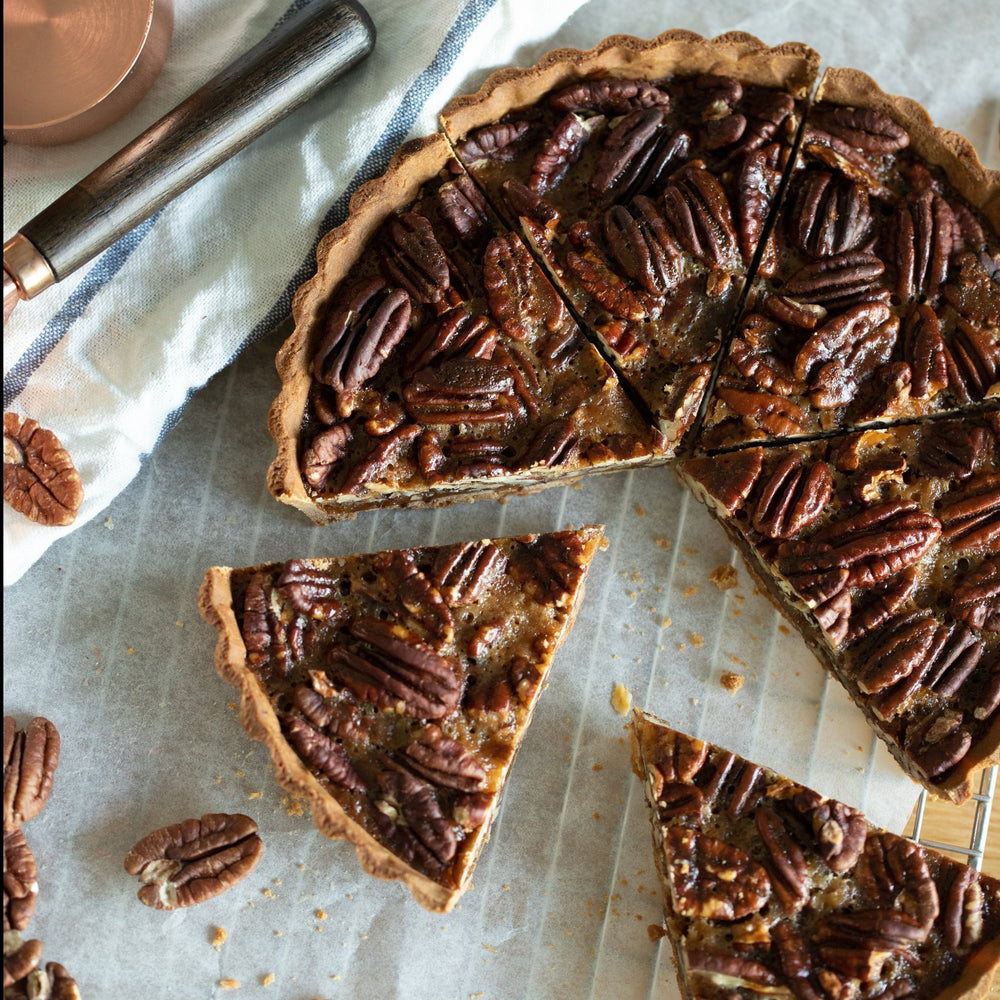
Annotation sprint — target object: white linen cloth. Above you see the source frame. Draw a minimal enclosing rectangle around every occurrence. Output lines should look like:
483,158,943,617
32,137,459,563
4,0,998,587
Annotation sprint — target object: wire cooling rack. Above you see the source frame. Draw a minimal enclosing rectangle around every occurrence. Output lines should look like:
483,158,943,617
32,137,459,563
908,765,997,871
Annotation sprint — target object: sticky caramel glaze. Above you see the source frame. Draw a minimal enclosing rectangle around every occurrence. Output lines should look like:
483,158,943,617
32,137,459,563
630,709,1000,1000
199,527,604,912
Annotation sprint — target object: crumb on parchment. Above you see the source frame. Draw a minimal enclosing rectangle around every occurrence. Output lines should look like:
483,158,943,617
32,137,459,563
720,671,745,695
211,926,226,951
611,683,632,716
260,974,275,987
219,981,240,991
709,564,739,591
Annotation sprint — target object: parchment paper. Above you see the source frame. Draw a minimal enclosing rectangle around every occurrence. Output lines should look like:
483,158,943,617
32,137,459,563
4,1,998,997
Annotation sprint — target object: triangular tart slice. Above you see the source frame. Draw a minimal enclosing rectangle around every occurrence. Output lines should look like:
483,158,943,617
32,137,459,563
629,709,1000,1000
199,525,605,912
268,132,666,524
698,67,999,451
681,413,1000,802
440,31,820,448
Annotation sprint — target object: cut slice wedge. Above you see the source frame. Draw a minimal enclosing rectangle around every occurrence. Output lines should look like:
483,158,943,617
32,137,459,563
630,708,1000,1000
199,525,605,912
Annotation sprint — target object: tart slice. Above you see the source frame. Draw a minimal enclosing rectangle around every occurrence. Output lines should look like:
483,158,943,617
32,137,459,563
198,525,604,912
682,413,1000,802
268,132,666,524
441,31,820,450
629,709,1000,1000
698,67,999,451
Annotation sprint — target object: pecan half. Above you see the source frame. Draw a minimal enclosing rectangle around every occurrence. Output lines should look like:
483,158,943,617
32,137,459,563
589,108,667,199
276,560,341,619
943,867,985,951
844,565,919,647
603,198,682,297
314,280,411,393
944,318,999,403
756,805,810,911
662,164,740,268
918,421,985,480
791,789,867,872
283,714,365,793
3,414,83,527
886,189,956,302
382,212,450,305
302,423,353,490
400,726,487,792
937,473,1000,551
738,143,783,269
328,618,462,720
650,730,708,787
529,112,596,193
951,557,1000,631
665,825,771,920
437,174,491,246
904,708,972,779
455,121,532,162
686,950,780,990
3,935,42,991
3,828,37,933
901,302,949,399
483,233,565,340
124,813,263,910
339,423,421,495
684,447,764,514
376,769,456,869
430,541,507,607
750,453,832,540
778,501,941,590
786,171,873,257
856,612,938,696
857,833,939,933
404,307,497,379
3,717,60,830
516,530,589,608
812,106,909,153
781,251,886,310
815,909,925,982
714,384,809,437
501,178,560,231
518,418,579,470
549,78,670,114
404,359,516,425
565,240,656,320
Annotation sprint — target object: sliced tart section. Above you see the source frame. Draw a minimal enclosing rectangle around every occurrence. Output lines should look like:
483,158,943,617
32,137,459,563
699,67,999,450
268,133,666,523
682,414,1000,801
198,525,605,912
441,30,819,449
629,709,1000,1000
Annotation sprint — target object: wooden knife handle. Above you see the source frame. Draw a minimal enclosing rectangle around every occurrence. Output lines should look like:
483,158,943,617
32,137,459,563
17,0,375,284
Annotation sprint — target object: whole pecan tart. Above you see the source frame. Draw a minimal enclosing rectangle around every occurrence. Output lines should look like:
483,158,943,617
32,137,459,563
198,525,604,912
630,708,1000,1000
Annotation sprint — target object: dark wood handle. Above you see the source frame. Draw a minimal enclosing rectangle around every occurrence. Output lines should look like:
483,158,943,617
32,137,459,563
20,0,375,282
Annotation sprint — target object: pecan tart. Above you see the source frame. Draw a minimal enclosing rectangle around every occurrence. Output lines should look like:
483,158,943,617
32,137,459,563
198,525,604,912
683,413,1000,802
268,133,665,523
699,66,999,449
630,709,1000,1000
440,30,820,448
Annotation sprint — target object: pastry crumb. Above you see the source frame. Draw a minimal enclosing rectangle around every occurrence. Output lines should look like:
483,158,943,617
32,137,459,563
709,564,739,591
661,617,672,629
211,926,226,951
720,671,745,695
316,909,327,920
260,973,275,987
635,503,645,517
654,536,671,550
611,683,632,716
690,633,704,648
219,981,240,991
682,585,699,597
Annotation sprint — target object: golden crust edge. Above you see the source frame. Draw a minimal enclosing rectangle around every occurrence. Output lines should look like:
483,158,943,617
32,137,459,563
816,66,1000,230
439,30,820,142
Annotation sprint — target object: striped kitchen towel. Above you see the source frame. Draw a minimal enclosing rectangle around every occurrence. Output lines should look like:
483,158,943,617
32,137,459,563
2,0,587,586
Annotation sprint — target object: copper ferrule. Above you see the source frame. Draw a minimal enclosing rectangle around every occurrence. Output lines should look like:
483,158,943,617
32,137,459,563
4,233,56,301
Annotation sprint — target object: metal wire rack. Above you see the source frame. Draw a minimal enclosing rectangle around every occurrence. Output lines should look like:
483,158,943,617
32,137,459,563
908,765,997,871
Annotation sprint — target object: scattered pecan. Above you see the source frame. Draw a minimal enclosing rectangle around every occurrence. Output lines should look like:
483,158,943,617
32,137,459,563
686,73,743,107
764,294,827,330
276,560,341,619
858,832,939,933
516,530,589,608
453,792,491,831
713,757,765,820
3,828,37,932
944,318,999,403
400,726,487,792
816,587,852,647
737,143,784,269
714,384,809,437
589,107,667,198
314,281,411,394
603,199,682,296
685,949,780,989
786,171,873,258
792,301,899,409
903,708,972,779
372,549,454,646
500,178,560,231
339,423,421,495
518,418,579,470
886,189,957,302
565,240,656,320
755,805,810,911
9,960,81,1000
3,717,60,830
901,303,948,399
750,453,833,539
778,501,941,590
328,617,461,720
376,769,456,869
684,447,764,514
382,212,450,305
844,566,918,647
651,780,704,820
3,935,42,991
664,825,771,920
943,867,985,951
728,315,802,396
781,251,886,310
3,414,83,528
437,174,491,246
791,789,866,872
651,730,708,787
699,110,747,150
456,121,532,162
799,127,894,200
937,473,1000,551
404,308,497,379
430,541,507,607
529,112,596,193
483,233,565,340
815,909,925,982
302,423,353,490
549,78,670,114
812,106,909,153
734,91,795,157
918,421,985,480
661,164,740,268
124,813,263,910
283,714,365,793
951,557,1000,631
404,358,516,426
846,361,913,424
291,684,336,730
856,612,938,697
